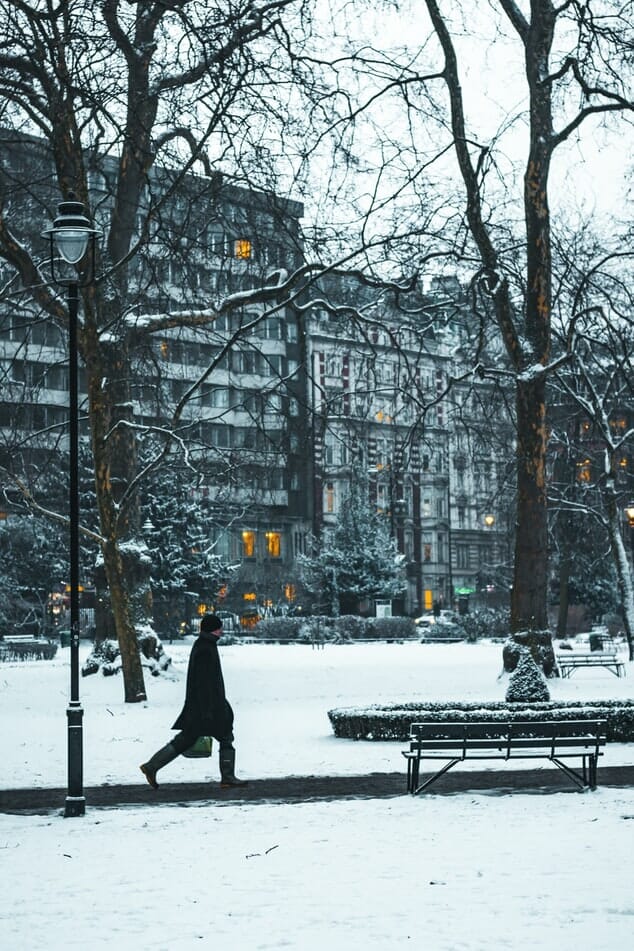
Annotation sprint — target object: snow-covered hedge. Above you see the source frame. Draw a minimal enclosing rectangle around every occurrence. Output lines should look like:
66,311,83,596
328,700,634,742
249,615,417,642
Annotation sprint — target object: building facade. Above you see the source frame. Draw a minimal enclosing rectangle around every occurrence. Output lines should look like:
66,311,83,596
1,132,515,628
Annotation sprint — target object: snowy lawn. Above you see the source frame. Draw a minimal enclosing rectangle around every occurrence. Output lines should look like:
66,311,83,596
1,639,633,789
1,641,633,951
1,791,634,950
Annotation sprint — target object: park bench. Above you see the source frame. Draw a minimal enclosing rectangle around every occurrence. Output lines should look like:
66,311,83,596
0,634,58,661
403,719,606,794
557,651,625,679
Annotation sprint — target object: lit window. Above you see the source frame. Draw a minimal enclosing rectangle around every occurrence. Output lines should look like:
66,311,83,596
235,238,252,260
242,530,256,558
160,340,168,358
325,482,335,514
576,459,592,483
243,592,257,601
424,543,432,562
610,416,627,430
284,583,296,602
265,531,281,558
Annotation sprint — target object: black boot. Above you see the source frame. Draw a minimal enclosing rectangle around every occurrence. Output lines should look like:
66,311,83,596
219,748,248,787
140,742,179,789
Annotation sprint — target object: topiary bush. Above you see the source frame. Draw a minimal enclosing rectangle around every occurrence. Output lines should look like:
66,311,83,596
506,649,551,702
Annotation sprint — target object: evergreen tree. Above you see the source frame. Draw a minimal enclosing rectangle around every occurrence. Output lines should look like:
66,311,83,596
144,474,231,634
299,479,406,616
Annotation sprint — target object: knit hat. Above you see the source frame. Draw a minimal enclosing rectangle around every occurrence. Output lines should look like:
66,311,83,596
200,614,223,633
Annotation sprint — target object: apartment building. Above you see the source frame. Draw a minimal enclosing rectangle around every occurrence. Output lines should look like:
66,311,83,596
1,131,514,626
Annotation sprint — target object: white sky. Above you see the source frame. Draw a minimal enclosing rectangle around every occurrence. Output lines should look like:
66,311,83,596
300,0,632,240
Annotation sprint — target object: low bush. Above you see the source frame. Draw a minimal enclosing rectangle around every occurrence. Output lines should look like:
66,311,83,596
253,617,303,640
0,638,57,661
460,608,511,641
366,617,417,640
244,614,418,643
328,699,634,742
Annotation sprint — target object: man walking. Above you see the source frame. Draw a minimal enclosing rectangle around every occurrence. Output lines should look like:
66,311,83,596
140,613,247,789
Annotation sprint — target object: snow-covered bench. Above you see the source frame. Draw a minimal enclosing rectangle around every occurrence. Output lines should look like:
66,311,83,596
557,652,625,679
403,719,607,794
0,635,58,661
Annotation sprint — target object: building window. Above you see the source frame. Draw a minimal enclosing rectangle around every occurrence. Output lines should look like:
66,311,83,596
265,531,281,558
576,459,592,483
325,482,335,514
424,543,432,562
210,387,229,408
242,530,256,559
456,544,470,569
284,583,296,602
235,238,252,259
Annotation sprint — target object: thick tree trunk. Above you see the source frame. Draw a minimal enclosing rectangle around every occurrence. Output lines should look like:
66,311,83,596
102,540,148,701
84,312,149,701
511,376,549,631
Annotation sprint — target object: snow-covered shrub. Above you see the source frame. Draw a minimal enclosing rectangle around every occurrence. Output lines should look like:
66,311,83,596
254,617,303,640
328,700,634,741
366,617,416,640
296,616,339,643
82,629,171,678
334,615,367,640
460,608,510,642
421,619,466,641
505,649,550,703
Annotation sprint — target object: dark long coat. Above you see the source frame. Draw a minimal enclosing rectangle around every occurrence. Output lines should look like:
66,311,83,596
172,632,233,739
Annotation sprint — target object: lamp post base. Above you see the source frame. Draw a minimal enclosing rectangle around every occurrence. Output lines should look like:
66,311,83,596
64,795,86,818
65,699,84,817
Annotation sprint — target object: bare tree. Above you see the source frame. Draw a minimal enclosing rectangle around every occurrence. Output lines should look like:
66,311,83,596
418,0,632,640
0,0,315,701
551,293,634,657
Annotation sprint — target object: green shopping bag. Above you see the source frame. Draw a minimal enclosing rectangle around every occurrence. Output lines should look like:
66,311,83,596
182,736,213,758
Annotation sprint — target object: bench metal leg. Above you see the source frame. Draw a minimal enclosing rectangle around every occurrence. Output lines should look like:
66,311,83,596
550,756,598,790
406,755,420,794
412,758,461,795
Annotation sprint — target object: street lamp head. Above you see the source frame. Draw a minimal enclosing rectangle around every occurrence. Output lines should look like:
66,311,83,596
43,196,102,274
484,513,495,528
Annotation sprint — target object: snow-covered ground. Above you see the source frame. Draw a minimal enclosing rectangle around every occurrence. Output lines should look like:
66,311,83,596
1,640,633,950
1,639,633,788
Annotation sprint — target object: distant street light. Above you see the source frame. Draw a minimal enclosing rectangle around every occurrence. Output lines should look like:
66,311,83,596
484,513,496,528
43,196,101,818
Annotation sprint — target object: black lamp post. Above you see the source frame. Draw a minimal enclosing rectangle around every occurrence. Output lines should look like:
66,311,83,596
43,197,101,818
